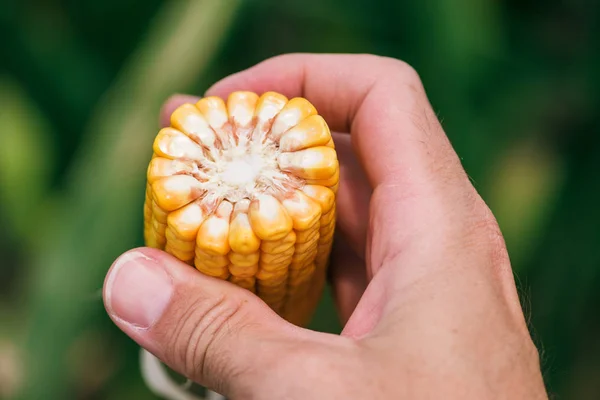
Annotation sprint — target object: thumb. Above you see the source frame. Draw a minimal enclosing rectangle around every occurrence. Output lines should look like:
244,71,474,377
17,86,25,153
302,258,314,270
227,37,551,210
103,247,315,398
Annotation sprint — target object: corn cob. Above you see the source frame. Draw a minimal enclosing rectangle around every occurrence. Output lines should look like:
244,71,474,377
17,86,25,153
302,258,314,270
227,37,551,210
143,91,338,326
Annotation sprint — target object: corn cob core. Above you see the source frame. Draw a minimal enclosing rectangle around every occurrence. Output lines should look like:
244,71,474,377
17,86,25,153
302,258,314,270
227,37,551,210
143,91,338,326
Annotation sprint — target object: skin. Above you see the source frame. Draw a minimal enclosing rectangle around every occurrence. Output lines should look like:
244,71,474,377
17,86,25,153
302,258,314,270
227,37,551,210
103,54,548,399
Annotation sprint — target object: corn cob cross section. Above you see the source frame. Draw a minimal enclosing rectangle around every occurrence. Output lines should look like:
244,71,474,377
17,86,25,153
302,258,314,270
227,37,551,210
143,91,338,326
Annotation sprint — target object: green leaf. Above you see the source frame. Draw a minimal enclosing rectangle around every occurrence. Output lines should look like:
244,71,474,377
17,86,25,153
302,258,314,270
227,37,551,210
0,76,55,242
20,1,242,398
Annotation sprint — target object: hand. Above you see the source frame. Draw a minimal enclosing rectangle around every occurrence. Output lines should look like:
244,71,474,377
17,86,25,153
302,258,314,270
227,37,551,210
103,54,547,399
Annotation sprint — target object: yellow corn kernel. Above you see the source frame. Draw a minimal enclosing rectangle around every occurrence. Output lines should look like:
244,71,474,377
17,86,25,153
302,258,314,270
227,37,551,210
301,185,335,214
145,219,166,248
228,199,261,254
151,200,168,224
260,231,296,254
167,201,206,241
143,91,338,327
270,97,317,140
153,127,205,160
227,91,259,127
260,246,295,264
195,96,228,129
194,249,230,268
279,115,331,152
147,157,197,184
165,228,195,252
252,92,288,142
229,275,256,293
293,235,320,255
229,263,259,278
258,258,290,272
195,248,230,279
254,92,289,121
278,147,338,180
152,175,204,211
165,244,194,263
151,217,166,237
304,165,340,188
281,190,322,231
170,103,216,147
248,194,293,241
295,224,319,243
288,263,316,287
195,201,232,256
228,251,260,266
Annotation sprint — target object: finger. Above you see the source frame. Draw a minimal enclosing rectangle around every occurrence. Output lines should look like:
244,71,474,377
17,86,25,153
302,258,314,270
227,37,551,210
328,233,368,325
103,247,325,398
332,132,371,259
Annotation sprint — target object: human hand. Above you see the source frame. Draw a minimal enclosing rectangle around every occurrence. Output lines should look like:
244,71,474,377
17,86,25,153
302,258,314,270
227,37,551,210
103,54,547,399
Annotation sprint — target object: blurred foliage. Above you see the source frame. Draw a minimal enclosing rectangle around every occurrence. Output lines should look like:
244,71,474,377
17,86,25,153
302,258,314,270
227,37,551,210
0,0,598,399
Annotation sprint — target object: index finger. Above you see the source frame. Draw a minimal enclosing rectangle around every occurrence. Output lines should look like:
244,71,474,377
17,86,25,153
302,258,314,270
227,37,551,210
206,53,464,190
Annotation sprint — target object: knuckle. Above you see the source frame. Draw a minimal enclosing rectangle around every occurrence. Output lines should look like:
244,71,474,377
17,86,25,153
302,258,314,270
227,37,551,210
375,56,422,85
159,293,251,384
465,197,511,266
357,54,420,78
268,52,304,64
369,57,435,134
427,144,465,180
473,199,505,243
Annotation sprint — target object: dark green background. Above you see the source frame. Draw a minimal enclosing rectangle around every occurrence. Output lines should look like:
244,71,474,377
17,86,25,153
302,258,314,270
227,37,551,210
1,0,599,398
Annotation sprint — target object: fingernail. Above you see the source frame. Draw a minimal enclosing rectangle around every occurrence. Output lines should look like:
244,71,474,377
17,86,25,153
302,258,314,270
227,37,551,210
105,251,173,329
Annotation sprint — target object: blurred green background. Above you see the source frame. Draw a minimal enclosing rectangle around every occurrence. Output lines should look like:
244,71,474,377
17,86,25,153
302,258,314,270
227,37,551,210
0,0,599,398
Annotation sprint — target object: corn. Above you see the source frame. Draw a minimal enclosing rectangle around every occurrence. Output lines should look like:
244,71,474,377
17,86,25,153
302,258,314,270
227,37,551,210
144,91,338,326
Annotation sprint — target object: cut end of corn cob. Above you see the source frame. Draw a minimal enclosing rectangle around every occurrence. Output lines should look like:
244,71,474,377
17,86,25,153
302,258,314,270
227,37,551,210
144,91,338,326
